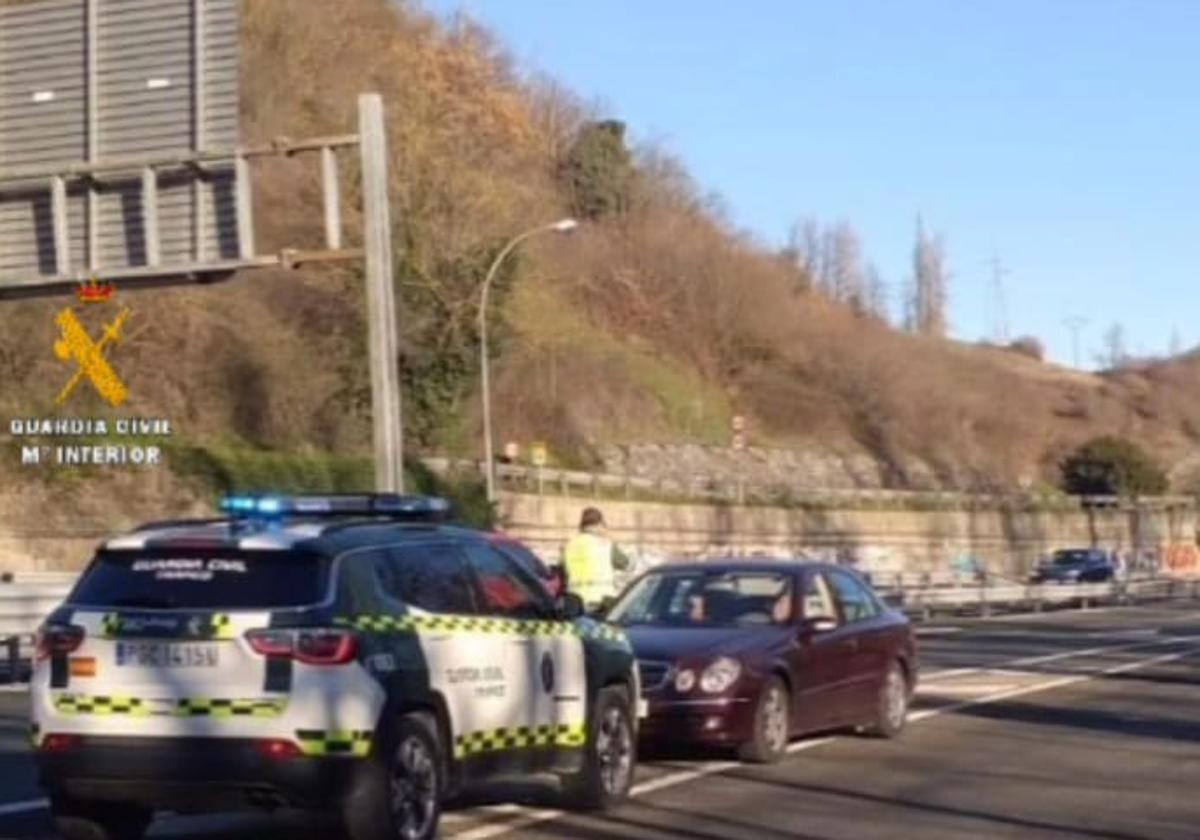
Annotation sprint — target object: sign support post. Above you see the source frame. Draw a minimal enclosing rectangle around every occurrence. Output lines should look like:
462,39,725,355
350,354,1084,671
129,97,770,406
359,93,404,492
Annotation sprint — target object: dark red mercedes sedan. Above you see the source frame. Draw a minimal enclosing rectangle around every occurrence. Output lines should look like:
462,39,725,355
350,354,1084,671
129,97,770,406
606,560,918,763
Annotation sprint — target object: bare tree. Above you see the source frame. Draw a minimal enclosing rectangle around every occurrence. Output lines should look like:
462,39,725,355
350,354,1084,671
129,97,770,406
864,263,889,322
1169,326,1183,357
784,218,822,292
827,221,865,304
1096,322,1128,369
906,216,949,336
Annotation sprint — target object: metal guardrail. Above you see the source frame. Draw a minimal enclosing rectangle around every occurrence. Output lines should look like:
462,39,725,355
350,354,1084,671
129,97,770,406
877,575,1200,620
0,574,74,685
0,571,1196,686
423,456,1196,511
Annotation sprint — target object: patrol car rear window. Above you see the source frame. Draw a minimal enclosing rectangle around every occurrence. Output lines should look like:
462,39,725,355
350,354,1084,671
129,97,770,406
69,549,331,609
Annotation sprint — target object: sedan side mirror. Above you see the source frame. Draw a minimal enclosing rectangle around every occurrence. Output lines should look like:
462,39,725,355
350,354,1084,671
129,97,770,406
799,616,838,635
557,592,586,620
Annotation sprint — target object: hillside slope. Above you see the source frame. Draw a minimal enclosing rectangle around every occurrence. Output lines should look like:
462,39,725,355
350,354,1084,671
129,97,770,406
3,0,1199,524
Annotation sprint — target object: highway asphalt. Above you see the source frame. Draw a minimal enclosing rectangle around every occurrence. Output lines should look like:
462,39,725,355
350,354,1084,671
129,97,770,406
1,601,1198,839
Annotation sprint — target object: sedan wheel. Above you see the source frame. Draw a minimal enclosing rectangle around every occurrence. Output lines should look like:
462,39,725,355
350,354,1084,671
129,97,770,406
738,676,789,763
864,662,908,739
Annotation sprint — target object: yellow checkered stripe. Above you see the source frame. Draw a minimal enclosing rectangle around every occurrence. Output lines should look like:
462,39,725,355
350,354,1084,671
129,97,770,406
296,729,373,758
335,613,627,644
579,623,628,643
54,694,149,716
211,614,235,640
454,723,587,759
100,613,235,640
173,698,286,718
53,694,286,718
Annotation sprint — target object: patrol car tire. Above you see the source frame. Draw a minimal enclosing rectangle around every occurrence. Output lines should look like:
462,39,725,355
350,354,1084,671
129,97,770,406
49,795,151,840
343,712,442,840
562,685,635,811
737,676,790,764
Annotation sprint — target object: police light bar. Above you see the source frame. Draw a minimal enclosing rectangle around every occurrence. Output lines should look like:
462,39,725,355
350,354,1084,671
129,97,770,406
219,494,451,520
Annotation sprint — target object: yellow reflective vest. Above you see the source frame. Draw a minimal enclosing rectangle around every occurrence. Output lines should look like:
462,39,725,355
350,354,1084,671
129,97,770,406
562,531,617,608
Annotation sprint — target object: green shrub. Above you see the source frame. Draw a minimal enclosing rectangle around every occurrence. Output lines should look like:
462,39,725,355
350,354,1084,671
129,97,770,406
1058,436,1168,496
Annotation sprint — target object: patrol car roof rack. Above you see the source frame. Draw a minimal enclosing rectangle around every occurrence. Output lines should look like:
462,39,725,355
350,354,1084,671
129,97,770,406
219,493,452,522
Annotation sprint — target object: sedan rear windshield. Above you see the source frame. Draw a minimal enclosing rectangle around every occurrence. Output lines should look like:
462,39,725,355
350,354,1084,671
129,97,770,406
69,548,331,610
609,571,793,628
1052,550,1099,565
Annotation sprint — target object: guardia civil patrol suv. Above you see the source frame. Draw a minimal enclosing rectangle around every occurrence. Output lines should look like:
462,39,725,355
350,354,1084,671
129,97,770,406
31,494,640,840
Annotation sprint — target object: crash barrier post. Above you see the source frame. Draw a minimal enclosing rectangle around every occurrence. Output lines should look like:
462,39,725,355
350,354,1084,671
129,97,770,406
2,634,25,685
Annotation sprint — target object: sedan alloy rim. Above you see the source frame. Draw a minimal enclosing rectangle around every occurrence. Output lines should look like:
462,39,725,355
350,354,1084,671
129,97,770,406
885,669,907,731
763,686,788,751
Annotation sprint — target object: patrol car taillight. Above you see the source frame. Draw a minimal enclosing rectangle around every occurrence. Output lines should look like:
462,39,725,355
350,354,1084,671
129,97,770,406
35,624,84,661
40,734,81,753
295,630,358,666
245,629,293,658
254,738,303,760
245,628,358,666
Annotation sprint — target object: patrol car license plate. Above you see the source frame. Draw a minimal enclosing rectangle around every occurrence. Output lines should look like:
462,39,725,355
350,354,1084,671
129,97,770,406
115,642,220,669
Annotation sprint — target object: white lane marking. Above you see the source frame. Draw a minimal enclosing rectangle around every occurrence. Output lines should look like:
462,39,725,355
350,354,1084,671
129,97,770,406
977,603,1200,623
447,634,1198,840
1083,628,1157,638
907,647,1194,723
915,627,963,636
918,682,1025,695
920,635,1194,683
0,798,47,817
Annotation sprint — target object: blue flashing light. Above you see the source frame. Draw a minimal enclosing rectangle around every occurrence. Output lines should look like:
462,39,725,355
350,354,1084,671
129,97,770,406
221,496,257,514
219,493,450,521
256,497,283,515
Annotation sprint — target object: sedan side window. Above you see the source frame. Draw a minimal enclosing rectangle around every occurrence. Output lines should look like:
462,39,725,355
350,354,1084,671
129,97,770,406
803,573,839,624
828,570,880,624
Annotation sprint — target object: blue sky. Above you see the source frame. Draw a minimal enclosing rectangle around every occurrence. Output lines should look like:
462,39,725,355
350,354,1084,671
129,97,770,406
425,0,1200,367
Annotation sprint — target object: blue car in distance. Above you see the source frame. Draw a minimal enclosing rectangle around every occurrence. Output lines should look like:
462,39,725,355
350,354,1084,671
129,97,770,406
1030,548,1116,584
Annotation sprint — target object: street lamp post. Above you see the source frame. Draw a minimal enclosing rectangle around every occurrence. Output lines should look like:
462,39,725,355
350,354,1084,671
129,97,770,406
480,218,578,502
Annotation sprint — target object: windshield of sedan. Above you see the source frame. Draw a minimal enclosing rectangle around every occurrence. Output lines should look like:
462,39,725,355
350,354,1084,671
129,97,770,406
608,570,794,627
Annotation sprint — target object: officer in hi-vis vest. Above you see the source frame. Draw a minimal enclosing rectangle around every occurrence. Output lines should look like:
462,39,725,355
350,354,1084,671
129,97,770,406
561,507,630,613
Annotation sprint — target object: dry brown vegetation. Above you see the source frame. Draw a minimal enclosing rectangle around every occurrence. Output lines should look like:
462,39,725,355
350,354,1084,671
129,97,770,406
3,0,1200,507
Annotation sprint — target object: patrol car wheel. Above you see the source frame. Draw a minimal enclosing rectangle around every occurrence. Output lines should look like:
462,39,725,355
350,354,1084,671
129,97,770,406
562,685,635,811
344,713,442,840
49,795,151,840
